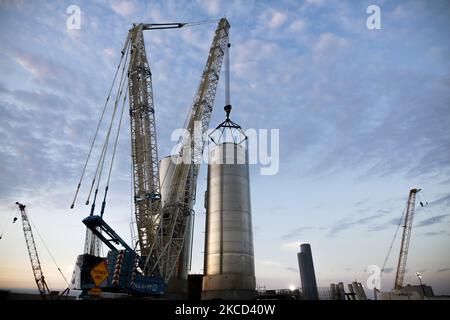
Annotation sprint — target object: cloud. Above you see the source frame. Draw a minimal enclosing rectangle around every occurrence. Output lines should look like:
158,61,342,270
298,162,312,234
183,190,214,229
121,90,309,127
431,193,450,207
13,51,53,79
289,19,306,33
259,9,287,29
198,0,220,15
305,0,325,6
416,214,449,228
259,260,284,268
282,242,301,250
313,32,349,56
437,268,450,273
103,48,115,58
327,214,381,237
110,0,137,17
367,218,401,232
281,227,312,240
285,267,298,273
268,11,287,29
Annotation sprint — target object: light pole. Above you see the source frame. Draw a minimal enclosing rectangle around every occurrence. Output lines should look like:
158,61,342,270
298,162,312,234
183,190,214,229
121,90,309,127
415,272,426,298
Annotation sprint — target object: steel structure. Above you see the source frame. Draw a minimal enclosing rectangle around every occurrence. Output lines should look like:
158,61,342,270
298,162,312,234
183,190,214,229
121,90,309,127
121,19,230,284
73,19,230,293
202,142,256,299
15,202,51,298
139,19,230,283
127,23,165,258
394,188,421,290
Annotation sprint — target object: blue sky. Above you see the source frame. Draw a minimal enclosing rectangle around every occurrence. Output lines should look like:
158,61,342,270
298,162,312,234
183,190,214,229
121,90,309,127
0,0,449,296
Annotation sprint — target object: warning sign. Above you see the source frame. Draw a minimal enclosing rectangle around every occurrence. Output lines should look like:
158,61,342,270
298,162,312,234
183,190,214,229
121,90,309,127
90,261,109,287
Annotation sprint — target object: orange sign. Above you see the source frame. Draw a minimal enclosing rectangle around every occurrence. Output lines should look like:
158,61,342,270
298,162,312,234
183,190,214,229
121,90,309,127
90,261,109,287
89,287,102,296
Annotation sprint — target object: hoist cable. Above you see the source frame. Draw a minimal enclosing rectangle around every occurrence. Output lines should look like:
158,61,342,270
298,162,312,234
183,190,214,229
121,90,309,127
85,41,130,208
27,210,70,287
70,47,129,209
0,205,17,239
100,83,129,217
183,18,220,28
381,201,408,277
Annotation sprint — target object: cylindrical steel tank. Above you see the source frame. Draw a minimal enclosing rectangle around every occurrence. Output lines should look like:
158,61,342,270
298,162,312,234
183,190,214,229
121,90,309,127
159,156,193,297
202,142,256,300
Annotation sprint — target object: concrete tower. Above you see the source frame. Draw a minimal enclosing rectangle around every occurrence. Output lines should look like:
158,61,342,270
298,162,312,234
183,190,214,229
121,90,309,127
298,243,319,300
202,142,256,299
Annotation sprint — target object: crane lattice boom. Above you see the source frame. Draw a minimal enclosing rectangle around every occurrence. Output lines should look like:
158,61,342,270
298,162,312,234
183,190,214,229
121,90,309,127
15,202,51,298
127,24,162,258
394,188,421,290
143,18,230,282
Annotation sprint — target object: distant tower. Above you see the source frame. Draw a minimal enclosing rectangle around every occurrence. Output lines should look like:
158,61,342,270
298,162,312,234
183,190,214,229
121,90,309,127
298,243,319,300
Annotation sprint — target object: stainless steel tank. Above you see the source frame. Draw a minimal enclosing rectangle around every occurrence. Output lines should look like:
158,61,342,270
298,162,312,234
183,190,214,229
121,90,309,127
159,156,193,297
202,142,256,299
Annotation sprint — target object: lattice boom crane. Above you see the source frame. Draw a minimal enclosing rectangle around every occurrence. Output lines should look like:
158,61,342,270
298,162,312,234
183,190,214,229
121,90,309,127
394,188,421,290
15,202,52,298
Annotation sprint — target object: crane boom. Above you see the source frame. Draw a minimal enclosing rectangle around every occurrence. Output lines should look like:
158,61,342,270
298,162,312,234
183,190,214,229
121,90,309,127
15,202,51,298
144,18,230,282
394,188,421,290
127,23,172,258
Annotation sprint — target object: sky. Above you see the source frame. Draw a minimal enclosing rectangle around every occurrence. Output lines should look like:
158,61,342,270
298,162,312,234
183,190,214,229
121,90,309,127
0,0,449,297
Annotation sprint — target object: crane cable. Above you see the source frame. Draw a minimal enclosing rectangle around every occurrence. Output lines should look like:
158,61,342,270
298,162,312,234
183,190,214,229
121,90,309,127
99,83,129,217
0,205,17,239
85,40,131,212
183,18,221,28
380,201,408,277
25,208,70,287
70,45,130,209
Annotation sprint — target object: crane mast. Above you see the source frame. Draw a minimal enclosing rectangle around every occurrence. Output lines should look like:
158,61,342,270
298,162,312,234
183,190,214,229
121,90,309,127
127,23,163,258
394,188,421,290
144,18,230,282
15,202,51,298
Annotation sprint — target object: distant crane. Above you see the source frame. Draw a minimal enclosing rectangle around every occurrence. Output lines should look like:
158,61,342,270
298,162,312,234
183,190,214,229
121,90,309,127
393,188,421,290
15,202,70,299
15,202,52,298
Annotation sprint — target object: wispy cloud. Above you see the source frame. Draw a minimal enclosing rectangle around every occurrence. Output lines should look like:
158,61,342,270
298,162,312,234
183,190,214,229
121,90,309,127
327,214,382,237
281,227,312,240
110,0,137,17
416,214,449,228
197,0,220,15
285,267,298,273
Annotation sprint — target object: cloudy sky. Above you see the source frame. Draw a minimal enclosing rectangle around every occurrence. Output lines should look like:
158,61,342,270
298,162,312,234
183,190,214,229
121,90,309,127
0,0,449,296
